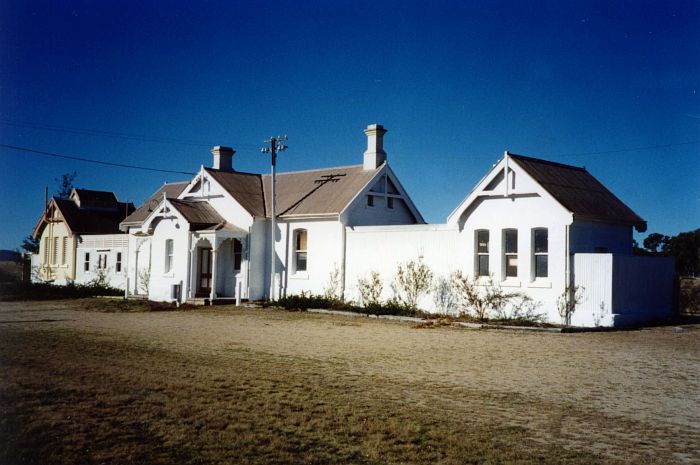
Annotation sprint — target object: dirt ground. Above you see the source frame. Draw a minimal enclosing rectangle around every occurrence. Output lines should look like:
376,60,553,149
1,300,699,464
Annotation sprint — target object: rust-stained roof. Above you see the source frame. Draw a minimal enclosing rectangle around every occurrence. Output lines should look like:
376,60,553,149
509,154,646,230
121,182,189,225
262,165,379,217
204,169,266,216
33,197,135,238
168,199,225,230
206,164,380,218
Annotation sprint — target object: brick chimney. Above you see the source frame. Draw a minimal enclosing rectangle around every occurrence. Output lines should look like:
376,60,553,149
363,124,387,170
211,146,235,171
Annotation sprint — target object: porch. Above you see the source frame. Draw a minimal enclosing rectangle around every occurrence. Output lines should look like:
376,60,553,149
187,226,248,302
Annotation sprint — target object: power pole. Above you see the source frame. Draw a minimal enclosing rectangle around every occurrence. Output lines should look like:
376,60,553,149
261,135,288,300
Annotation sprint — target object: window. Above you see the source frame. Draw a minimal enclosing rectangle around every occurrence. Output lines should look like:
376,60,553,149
116,252,122,273
61,237,68,265
367,195,374,207
84,252,90,272
164,239,174,273
387,197,394,209
44,237,49,264
52,237,59,265
476,230,489,277
533,228,548,278
503,229,518,278
97,253,108,270
232,239,242,272
294,229,307,272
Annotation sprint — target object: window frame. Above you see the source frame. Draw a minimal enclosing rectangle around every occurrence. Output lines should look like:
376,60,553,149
164,239,174,273
116,252,122,273
475,229,490,277
61,237,68,265
387,196,394,209
503,229,518,279
84,252,90,272
52,237,59,265
293,229,308,273
532,228,549,279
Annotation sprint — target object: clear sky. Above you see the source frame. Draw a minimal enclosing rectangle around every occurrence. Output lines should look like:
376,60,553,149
1,0,698,250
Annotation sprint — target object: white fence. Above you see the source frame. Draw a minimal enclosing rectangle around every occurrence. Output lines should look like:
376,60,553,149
573,254,674,327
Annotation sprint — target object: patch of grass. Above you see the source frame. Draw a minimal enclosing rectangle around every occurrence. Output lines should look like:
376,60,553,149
76,298,197,313
0,326,635,465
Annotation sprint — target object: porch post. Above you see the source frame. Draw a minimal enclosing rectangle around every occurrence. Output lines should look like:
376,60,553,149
209,247,218,303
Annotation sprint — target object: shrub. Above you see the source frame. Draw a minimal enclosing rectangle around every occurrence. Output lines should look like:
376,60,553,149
556,285,585,326
451,272,520,321
393,258,433,310
432,275,457,315
357,271,383,306
323,264,343,301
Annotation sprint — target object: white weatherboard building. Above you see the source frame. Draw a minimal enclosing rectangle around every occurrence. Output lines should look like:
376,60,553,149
120,124,674,327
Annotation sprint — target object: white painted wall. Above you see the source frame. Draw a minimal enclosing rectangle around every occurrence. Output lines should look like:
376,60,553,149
146,212,190,301
345,224,461,308
573,254,674,327
271,218,344,298
75,234,129,290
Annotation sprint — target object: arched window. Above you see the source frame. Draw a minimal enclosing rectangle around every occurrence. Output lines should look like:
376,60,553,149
232,239,242,272
294,229,308,272
164,239,174,273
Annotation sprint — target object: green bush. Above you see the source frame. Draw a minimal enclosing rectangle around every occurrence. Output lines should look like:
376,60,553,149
0,281,123,301
266,292,428,318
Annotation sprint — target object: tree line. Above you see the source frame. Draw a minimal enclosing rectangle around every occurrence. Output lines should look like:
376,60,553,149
633,229,700,277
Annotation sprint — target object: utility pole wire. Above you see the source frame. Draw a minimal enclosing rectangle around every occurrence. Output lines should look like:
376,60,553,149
0,143,196,175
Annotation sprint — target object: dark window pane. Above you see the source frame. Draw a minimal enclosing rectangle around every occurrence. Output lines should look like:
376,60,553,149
506,256,518,277
387,197,394,209
296,252,307,272
535,255,548,278
534,229,548,253
478,255,489,276
505,230,517,253
367,195,374,207
477,231,489,253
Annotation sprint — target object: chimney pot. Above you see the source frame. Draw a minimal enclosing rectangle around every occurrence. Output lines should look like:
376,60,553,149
211,146,235,171
363,124,387,170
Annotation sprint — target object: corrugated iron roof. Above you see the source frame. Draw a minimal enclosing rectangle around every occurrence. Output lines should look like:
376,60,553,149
509,154,646,230
168,199,225,230
206,164,380,218
121,182,189,225
204,169,266,217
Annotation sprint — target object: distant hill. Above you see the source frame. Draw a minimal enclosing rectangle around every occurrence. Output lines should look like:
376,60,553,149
0,250,20,262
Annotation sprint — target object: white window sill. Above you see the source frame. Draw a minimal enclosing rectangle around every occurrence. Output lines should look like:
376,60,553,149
528,280,551,289
162,272,175,278
500,279,521,288
475,276,491,286
290,272,309,280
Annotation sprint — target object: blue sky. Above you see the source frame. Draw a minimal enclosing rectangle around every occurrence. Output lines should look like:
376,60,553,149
1,0,698,250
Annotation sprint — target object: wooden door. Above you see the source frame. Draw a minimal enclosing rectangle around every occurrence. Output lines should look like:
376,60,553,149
197,248,212,297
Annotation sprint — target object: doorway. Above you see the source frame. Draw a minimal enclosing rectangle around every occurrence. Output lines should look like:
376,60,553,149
197,247,212,297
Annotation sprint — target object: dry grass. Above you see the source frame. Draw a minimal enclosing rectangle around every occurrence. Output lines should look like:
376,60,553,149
1,301,699,465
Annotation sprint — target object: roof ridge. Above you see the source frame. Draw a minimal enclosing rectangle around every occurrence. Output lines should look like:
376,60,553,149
508,153,587,171
205,167,262,178
261,163,365,177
